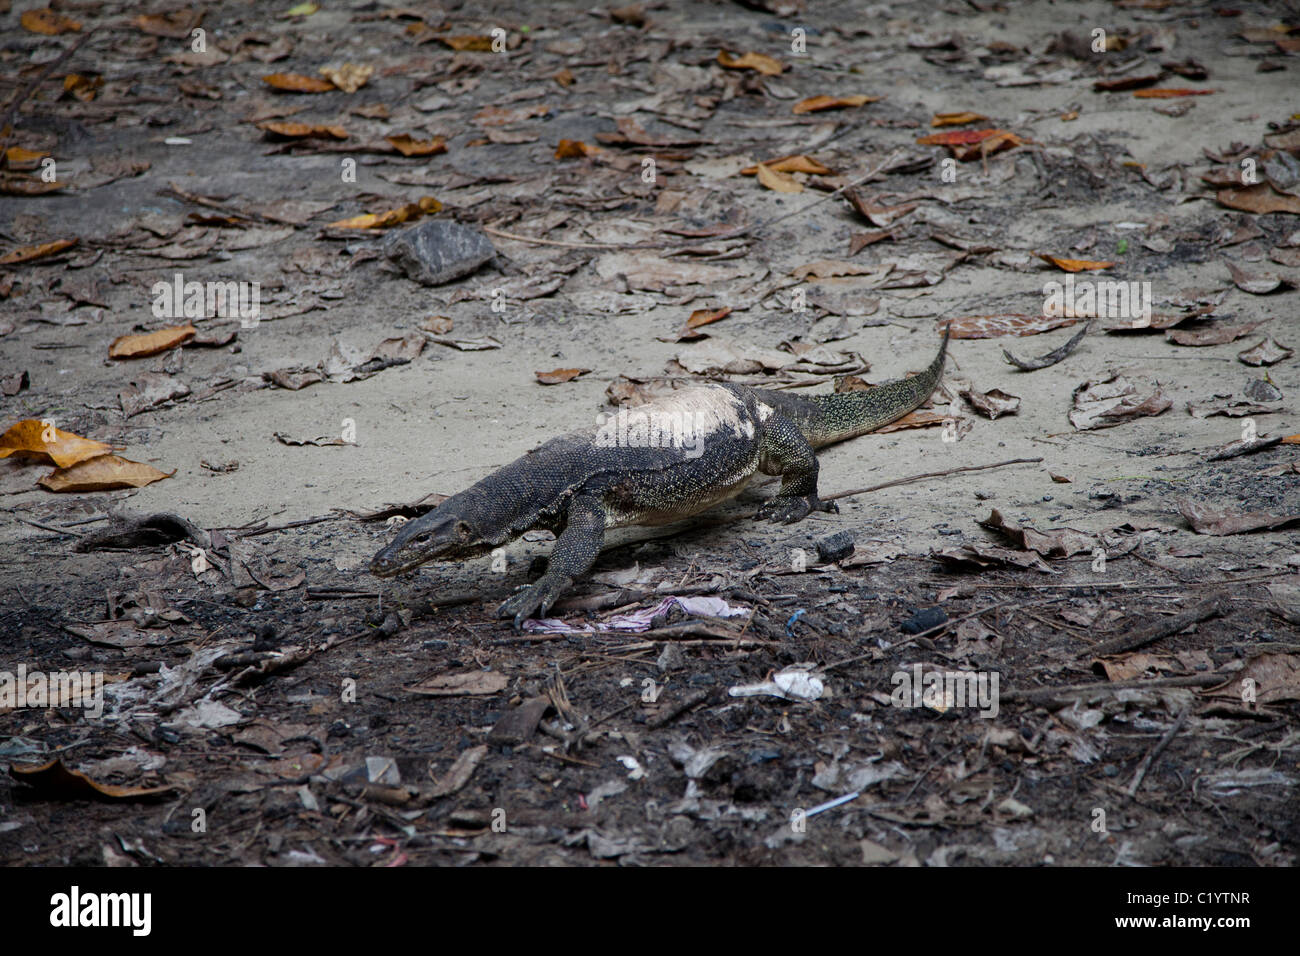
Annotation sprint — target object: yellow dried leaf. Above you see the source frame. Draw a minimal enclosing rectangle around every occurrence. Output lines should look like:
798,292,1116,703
318,63,373,94
755,162,802,193
258,121,349,139
741,154,831,175
327,196,441,230
931,111,987,127
62,74,103,102
1036,254,1115,273
441,35,494,51
108,325,197,359
792,94,881,114
536,368,590,385
555,139,602,159
0,238,77,265
39,455,173,493
262,73,336,93
21,9,81,34
0,420,112,468
386,134,447,157
717,50,783,75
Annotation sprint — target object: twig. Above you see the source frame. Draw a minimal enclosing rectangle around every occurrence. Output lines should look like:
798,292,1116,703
826,457,1043,502
1003,321,1091,371
1079,595,1227,659
1126,708,1189,797
1001,673,1223,704
1,509,84,537
0,28,98,158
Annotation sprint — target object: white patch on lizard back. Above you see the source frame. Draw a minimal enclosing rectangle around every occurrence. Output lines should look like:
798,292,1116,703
756,401,774,422
591,385,753,456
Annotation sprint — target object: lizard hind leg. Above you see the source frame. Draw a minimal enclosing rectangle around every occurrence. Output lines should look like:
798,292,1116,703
496,495,607,629
755,412,839,524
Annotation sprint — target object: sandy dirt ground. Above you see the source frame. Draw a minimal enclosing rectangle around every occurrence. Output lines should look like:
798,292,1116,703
0,0,1297,867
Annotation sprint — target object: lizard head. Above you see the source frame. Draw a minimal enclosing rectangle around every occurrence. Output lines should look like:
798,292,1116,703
369,503,494,577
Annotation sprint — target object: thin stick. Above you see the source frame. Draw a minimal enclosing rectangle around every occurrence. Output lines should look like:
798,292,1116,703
1001,673,1222,703
826,457,1043,502
1080,595,1227,659
1126,708,1188,798
0,28,98,157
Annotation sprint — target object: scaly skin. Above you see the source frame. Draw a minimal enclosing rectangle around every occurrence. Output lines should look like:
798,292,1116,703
371,329,949,627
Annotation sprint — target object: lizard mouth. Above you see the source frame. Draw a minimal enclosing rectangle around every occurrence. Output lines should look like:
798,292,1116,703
369,554,430,578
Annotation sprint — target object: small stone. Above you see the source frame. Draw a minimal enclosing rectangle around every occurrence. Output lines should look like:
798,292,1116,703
384,220,496,286
816,530,855,563
900,606,948,634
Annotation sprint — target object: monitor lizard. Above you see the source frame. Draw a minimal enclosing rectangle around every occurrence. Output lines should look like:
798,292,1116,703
371,329,949,627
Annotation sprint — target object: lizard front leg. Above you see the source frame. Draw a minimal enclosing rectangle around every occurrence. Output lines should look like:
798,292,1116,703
497,495,606,629
755,413,839,524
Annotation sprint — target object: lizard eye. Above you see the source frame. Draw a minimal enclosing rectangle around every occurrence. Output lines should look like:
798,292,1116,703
413,532,431,545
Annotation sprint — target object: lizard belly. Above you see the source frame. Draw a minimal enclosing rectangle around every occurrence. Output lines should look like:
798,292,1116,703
601,456,760,528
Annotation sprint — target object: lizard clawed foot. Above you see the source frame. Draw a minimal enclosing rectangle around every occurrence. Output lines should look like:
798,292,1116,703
497,573,572,630
756,494,838,524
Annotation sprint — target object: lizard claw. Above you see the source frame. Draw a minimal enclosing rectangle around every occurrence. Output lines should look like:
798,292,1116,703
756,495,837,524
496,574,571,630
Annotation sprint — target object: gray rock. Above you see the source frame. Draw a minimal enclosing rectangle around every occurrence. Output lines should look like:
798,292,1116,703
384,220,495,286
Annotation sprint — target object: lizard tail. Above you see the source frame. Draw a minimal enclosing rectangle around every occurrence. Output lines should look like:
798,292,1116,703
803,327,950,447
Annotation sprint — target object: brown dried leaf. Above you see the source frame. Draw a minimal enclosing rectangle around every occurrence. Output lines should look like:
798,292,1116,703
756,162,801,193
1179,498,1300,536
262,73,335,93
406,671,509,696
20,9,80,34
38,455,173,492
318,63,372,93
931,111,987,126
109,325,196,359
1216,184,1300,216
386,133,447,156
961,386,1021,419
1238,337,1293,366
717,50,784,75
555,139,603,159
535,367,590,385
0,238,77,265
1037,254,1115,272
326,196,441,229
9,760,174,800
258,121,348,140
792,94,881,114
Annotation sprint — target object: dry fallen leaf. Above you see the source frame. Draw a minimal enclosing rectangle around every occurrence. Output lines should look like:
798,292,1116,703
258,121,348,140
555,139,603,159
932,111,988,127
0,420,112,468
1216,184,1300,216
1179,498,1300,536
21,8,81,34
792,94,881,114
1037,254,1115,272
326,196,441,229
536,368,591,385
133,10,203,38
717,50,784,75
441,35,495,51
740,154,832,176
108,325,197,359
961,386,1021,419
62,74,103,102
0,238,78,265
318,63,373,93
1070,374,1171,430
406,671,509,696
755,163,802,193
979,509,1094,557
9,760,175,800
473,103,550,126
262,73,336,93
386,134,447,157
39,454,173,492
1238,337,1293,366
1133,88,1214,98
1226,262,1294,295
1167,321,1262,346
